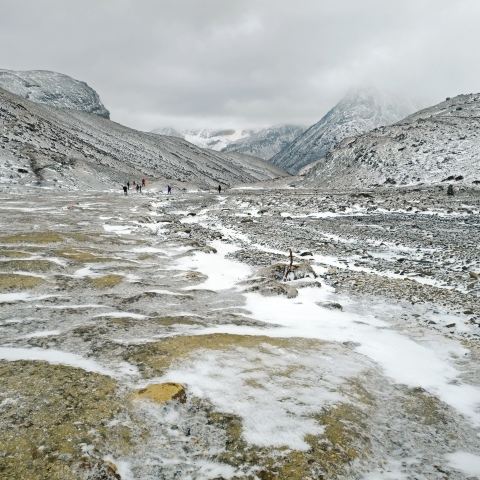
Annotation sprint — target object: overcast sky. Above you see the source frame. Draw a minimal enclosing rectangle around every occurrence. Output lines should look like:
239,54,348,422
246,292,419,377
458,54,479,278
1,0,479,131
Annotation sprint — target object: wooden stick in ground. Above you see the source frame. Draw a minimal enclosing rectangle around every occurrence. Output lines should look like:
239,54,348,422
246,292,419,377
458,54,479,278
283,248,294,281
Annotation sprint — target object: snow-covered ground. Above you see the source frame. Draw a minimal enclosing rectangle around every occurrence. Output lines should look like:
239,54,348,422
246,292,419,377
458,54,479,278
0,186,479,479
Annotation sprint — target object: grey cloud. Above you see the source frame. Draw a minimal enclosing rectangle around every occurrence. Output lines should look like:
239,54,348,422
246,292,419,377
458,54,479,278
1,0,479,130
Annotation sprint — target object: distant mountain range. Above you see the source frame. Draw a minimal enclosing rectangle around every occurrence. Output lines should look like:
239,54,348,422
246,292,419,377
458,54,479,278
303,93,480,188
151,125,305,160
0,69,110,118
270,87,416,174
2,67,478,191
222,125,305,160
151,127,252,151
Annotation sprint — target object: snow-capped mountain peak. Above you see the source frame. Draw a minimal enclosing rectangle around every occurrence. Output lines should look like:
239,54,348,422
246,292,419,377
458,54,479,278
270,87,416,174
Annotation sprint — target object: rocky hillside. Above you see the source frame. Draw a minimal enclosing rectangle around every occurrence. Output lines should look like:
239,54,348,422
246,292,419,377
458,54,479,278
304,93,480,188
271,88,414,174
222,124,305,160
0,88,287,189
0,69,110,118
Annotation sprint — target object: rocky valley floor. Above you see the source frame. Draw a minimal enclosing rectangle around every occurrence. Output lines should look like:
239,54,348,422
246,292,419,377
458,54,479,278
0,185,479,480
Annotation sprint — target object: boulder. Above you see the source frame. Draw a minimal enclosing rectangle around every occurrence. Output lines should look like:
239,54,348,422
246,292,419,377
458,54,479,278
134,383,186,404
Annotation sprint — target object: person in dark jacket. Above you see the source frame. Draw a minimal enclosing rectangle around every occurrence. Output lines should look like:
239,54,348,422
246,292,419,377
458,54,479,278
167,185,172,195
122,185,128,196
218,184,222,194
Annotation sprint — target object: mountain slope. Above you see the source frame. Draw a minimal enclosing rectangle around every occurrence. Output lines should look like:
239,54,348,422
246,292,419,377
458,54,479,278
0,69,110,118
0,88,287,188
304,93,480,188
271,88,414,174
222,124,305,160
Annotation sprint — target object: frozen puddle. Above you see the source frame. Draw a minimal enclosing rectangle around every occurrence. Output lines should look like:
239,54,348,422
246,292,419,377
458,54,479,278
0,347,115,376
175,240,252,291
0,292,58,303
103,224,133,234
446,451,480,476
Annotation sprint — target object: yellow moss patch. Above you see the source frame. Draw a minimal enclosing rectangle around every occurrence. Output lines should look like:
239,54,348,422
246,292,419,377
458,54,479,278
0,259,56,272
57,248,105,262
210,401,370,480
125,333,297,376
0,232,64,244
0,360,132,480
0,273,43,291
89,274,123,289
0,250,32,258
133,383,186,404
403,387,447,426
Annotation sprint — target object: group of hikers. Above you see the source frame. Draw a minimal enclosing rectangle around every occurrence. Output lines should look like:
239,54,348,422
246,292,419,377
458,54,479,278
122,181,223,196
123,178,146,195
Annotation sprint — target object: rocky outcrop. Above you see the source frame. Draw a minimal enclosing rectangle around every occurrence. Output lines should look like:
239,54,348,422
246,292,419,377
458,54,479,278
0,69,110,118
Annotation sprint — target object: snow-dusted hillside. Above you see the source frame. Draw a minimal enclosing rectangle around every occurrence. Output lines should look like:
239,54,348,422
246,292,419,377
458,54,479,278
304,93,480,188
222,124,305,160
271,88,415,174
0,69,110,118
0,88,287,188
151,127,254,151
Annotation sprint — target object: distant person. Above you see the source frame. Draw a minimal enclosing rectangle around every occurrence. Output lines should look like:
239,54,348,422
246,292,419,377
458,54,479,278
218,184,222,194
142,178,146,187
167,185,172,195
139,183,142,193
136,184,140,192
127,181,130,190
122,185,128,196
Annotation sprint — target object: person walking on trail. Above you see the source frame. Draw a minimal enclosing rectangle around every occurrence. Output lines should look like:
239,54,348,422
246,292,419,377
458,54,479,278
127,181,130,190
136,184,140,192
122,185,128,196
139,182,142,193
218,184,222,194
167,185,172,195
142,178,146,187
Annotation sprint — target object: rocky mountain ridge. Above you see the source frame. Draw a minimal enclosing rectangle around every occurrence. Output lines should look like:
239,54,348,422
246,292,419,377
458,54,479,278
271,88,415,174
0,69,110,118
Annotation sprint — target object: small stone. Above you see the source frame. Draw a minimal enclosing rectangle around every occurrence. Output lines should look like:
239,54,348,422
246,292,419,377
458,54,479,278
316,301,343,311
